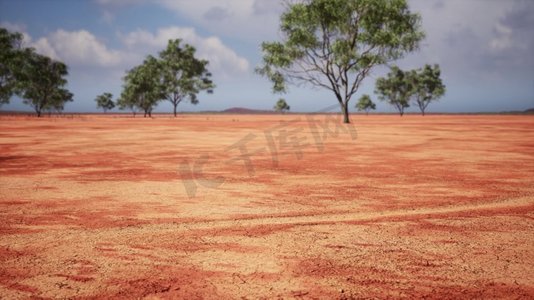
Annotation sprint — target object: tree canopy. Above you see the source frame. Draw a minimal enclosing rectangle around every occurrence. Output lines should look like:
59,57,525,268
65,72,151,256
256,0,424,123
355,94,376,115
274,98,290,113
118,39,215,117
16,50,73,117
117,86,139,117
95,92,115,113
120,56,165,118
1,27,74,116
0,27,24,105
411,64,445,116
375,64,445,116
375,66,412,116
159,39,214,117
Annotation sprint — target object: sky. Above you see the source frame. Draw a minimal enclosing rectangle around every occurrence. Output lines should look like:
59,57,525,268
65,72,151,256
1,0,533,113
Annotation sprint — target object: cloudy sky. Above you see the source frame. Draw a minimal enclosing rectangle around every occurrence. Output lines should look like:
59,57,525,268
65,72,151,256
1,0,533,113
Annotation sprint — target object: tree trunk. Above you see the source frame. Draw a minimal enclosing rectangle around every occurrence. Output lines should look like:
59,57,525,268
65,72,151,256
341,101,350,124
173,104,177,117
419,102,426,116
35,104,42,117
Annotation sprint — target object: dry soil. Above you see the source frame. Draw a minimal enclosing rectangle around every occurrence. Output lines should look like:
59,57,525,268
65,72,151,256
0,114,533,299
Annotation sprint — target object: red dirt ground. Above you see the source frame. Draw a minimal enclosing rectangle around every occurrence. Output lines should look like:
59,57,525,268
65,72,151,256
0,114,533,299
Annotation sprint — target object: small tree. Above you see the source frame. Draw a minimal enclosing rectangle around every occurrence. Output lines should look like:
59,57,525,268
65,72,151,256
121,56,164,118
0,27,24,106
159,39,215,117
274,98,290,113
95,92,115,113
16,50,73,117
375,66,412,116
412,64,445,116
117,89,138,117
355,94,376,115
256,0,424,123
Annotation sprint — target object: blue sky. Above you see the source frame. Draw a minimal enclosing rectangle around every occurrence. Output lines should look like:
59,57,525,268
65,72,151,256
1,0,533,113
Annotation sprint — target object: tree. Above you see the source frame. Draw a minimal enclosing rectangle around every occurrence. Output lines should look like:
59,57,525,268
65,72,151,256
375,66,412,116
0,27,24,105
159,39,215,117
117,88,139,117
274,98,290,113
355,94,376,115
256,0,424,123
45,88,73,115
121,55,164,118
95,92,115,113
411,64,445,116
16,50,73,117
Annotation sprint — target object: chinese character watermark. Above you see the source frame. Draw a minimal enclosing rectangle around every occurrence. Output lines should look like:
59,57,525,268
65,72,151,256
179,104,358,198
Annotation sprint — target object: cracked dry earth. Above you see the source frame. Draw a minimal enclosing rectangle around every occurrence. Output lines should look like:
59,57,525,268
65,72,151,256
0,114,533,299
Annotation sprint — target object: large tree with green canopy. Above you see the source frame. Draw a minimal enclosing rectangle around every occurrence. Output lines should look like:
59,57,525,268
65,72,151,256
16,50,73,117
411,64,445,116
120,55,165,118
375,64,445,116
0,27,24,105
375,66,412,116
159,39,214,117
1,27,73,116
256,0,424,123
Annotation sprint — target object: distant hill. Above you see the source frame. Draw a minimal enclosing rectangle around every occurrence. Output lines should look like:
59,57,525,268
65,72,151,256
222,107,273,114
496,108,534,114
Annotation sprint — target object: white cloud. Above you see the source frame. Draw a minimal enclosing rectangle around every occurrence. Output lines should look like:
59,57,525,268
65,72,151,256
121,26,249,77
155,0,283,42
40,30,127,67
94,0,147,24
7,22,249,79
400,0,534,81
15,29,132,68
32,37,59,60
0,21,27,33
89,0,534,82
95,0,283,29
